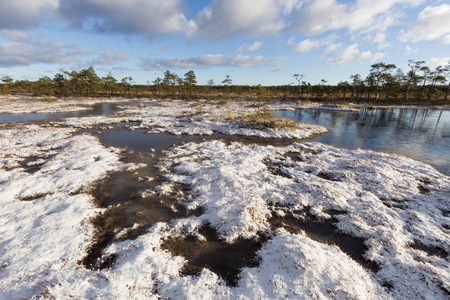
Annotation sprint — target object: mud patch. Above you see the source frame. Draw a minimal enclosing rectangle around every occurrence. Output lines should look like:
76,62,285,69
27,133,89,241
316,172,340,181
82,131,221,270
19,192,51,201
82,164,190,269
263,159,293,179
269,207,380,273
18,155,48,174
418,185,431,194
379,198,407,209
285,152,303,162
161,224,267,287
409,240,448,258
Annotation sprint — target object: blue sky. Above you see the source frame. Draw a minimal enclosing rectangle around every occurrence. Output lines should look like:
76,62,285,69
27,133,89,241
0,0,449,86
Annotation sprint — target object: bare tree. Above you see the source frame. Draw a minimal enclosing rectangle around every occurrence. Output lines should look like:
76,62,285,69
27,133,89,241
292,74,305,98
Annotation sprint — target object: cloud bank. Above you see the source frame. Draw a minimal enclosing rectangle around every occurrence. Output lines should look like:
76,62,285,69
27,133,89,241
235,41,263,52
142,54,285,70
0,0,58,29
400,4,450,44
58,0,195,36
0,0,435,43
0,33,89,67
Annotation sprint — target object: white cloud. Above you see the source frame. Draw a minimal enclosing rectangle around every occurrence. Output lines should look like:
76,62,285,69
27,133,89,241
142,54,286,70
278,0,303,15
325,43,342,53
294,38,321,52
0,29,29,42
0,0,58,29
293,34,338,53
373,32,390,50
429,57,450,67
292,0,422,50
195,0,289,40
0,34,90,67
271,67,286,72
405,45,419,55
325,43,373,64
235,41,263,52
59,0,195,36
371,52,386,62
295,0,421,35
90,49,130,66
400,4,450,44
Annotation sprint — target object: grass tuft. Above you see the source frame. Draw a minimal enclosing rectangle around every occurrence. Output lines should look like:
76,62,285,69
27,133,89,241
225,111,235,120
241,108,298,130
42,97,53,103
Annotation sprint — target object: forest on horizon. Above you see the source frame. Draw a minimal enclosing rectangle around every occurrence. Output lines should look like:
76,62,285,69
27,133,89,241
1,60,450,104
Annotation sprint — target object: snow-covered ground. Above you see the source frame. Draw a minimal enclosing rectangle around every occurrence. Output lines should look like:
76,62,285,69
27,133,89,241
306,105,360,112
0,124,141,298
0,98,449,299
0,96,157,114
159,140,449,299
61,100,328,139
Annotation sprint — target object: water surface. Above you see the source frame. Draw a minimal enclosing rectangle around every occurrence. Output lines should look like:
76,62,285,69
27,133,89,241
0,102,156,123
276,107,450,175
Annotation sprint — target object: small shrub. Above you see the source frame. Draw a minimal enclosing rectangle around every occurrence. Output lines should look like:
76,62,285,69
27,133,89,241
42,97,53,103
336,103,349,109
241,108,298,130
191,100,202,107
431,89,445,100
218,99,229,105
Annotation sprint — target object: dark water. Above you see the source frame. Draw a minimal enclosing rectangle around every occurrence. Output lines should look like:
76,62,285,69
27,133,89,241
91,128,210,152
0,102,156,123
161,224,266,287
276,108,450,175
82,129,227,269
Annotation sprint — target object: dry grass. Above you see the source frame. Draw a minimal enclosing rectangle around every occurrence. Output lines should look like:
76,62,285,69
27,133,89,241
241,108,298,130
225,111,235,120
42,97,54,103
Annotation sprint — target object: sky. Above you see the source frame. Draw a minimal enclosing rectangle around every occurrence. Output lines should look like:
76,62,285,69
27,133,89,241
0,0,449,86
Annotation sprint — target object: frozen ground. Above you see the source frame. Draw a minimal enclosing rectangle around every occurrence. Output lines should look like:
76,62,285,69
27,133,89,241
159,140,449,299
0,99,449,299
0,96,150,114
61,100,328,139
0,124,141,298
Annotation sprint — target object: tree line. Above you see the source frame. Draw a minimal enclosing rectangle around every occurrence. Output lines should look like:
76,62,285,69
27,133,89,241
1,60,449,103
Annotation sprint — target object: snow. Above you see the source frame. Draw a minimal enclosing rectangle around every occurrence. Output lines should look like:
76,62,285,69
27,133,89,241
0,96,151,114
0,193,100,298
307,105,360,112
0,98,90,114
0,124,139,299
0,98,449,299
235,232,387,299
159,140,450,299
62,101,328,139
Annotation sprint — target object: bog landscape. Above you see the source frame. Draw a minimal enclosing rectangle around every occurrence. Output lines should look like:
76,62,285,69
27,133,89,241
1,1,449,299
